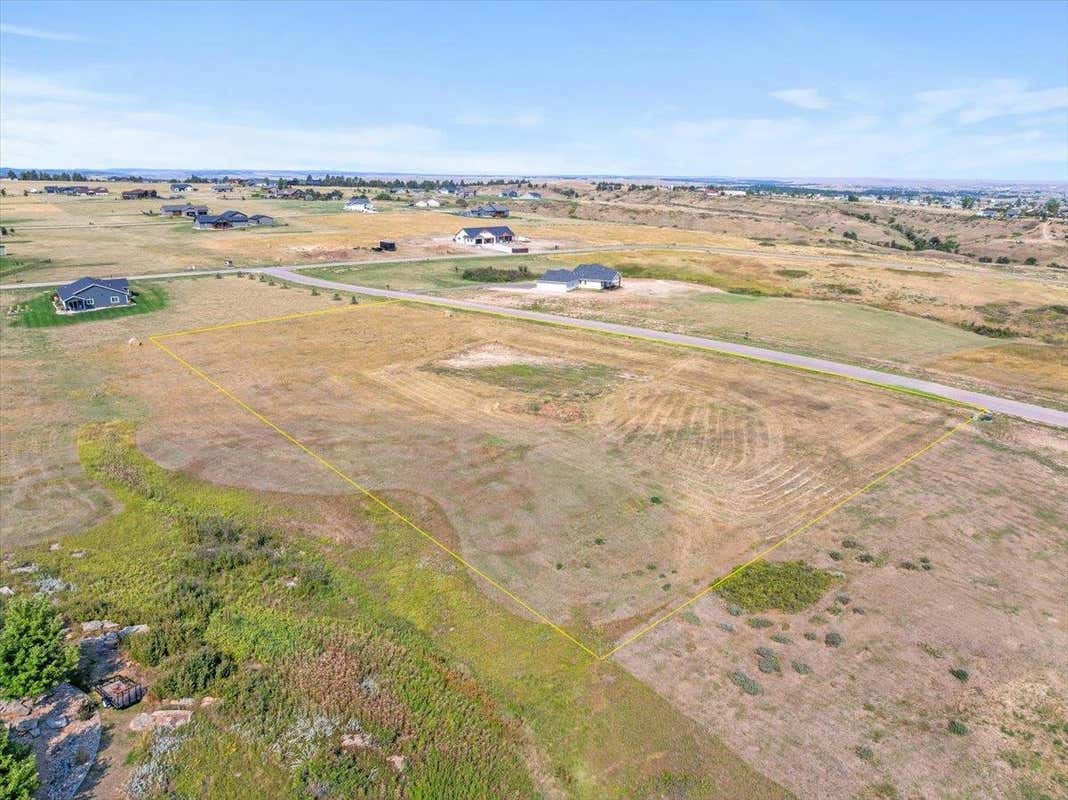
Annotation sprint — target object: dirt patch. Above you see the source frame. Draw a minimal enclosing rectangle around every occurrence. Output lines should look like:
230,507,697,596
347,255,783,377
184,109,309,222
438,343,571,370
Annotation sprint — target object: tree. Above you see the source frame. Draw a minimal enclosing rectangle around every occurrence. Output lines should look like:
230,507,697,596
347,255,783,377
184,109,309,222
0,725,38,800
1046,198,1061,216
0,597,77,700
961,196,975,209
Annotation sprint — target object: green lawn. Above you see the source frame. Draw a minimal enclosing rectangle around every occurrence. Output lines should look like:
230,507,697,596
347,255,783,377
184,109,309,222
305,255,558,292
13,284,166,327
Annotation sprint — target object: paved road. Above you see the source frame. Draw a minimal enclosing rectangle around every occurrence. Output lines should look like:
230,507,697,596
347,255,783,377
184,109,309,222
265,266,1068,429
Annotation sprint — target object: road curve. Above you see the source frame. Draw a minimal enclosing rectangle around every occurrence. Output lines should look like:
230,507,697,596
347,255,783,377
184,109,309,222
265,267,1068,430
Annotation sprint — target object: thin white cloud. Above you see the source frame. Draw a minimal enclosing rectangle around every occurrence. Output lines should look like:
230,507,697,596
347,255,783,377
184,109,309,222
455,109,544,128
907,79,1068,126
0,23,85,42
771,88,830,110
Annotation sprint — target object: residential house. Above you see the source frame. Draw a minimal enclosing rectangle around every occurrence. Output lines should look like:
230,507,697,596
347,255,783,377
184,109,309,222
343,195,375,213
248,214,275,226
413,198,441,208
462,203,510,218
122,189,157,200
212,184,231,193
55,277,132,312
453,225,515,245
499,189,518,198
160,203,209,218
535,263,621,293
171,183,194,193
192,210,250,230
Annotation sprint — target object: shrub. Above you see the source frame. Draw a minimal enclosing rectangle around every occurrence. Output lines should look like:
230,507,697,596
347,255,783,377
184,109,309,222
154,647,235,697
755,647,781,674
649,495,663,505
716,560,835,613
1024,257,1037,265
0,597,78,700
125,628,173,667
852,606,866,615
747,617,773,629
0,725,38,799
948,720,969,736
803,632,817,641
824,632,843,648
949,668,969,682
841,539,862,549
828,550,843,561
898,560,918,571
856,553,875,564
770,633,792,645
728,671,762,696
792,660,811,675
460,266,531,283
836,593,851,605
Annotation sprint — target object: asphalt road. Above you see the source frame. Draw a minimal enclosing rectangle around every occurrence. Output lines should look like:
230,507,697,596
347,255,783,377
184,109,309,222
265,266,1068,429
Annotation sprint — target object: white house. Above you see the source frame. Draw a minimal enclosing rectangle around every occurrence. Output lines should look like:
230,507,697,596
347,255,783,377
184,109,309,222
453,225,515,245
344,195,375,213
536,263,621,293
414,198,441,208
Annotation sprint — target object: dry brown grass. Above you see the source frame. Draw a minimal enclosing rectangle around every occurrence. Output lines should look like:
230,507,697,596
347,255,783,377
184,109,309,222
616,417,1068,800
126,299,963,649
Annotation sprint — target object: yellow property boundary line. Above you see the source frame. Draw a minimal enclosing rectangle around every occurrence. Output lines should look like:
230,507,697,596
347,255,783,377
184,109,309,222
149,297,981,660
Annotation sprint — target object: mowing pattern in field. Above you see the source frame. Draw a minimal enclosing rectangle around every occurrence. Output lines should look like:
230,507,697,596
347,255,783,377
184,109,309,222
145,302,963,651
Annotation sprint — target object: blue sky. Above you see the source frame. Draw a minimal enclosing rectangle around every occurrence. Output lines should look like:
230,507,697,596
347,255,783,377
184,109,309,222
2,0,1066,179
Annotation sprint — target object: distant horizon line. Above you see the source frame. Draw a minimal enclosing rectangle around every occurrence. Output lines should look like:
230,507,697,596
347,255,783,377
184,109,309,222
2,166,1066,188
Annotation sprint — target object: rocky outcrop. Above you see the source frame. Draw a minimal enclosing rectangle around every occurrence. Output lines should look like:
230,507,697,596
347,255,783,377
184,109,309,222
0,683,101,800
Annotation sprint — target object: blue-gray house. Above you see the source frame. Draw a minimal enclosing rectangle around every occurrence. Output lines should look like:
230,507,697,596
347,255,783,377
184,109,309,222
55,277,132,313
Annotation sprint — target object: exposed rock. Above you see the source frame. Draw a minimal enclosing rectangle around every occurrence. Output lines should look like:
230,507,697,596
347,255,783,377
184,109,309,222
387,754,407,773
81,619,119,633
162,698,195,709
49,542,61,551
151,710,193,729
199,696,220,709
128,713,153,732
0,698,31,716
3,683,100,800
0,585,14,596
34,576,71,596
119,624,149,639
340,731,376,751
70,551,86,559
11,563,38,574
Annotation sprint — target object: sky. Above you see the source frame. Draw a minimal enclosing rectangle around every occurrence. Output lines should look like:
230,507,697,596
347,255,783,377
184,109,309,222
1,0,1067,180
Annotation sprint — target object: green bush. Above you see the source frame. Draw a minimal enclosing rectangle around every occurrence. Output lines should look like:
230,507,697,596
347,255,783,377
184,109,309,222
791,660,811,675
755,647,781,674
728,671,762,696
948,720,969,736
949,668,969,682
154,647,235,697
746,617,773,629
716,560,835,613
855,745,874,761
770,633,792,645
0,725,38,800
824,632,843,648
0,597,78,700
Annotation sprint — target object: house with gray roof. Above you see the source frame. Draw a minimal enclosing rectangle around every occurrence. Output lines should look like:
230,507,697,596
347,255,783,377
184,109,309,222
55,277,132,313
453,225,515,245
343,195,375,213
193,210,250,230
170,183,193,193
535,263,621,293
160,203,209,218
462,203,510,219
249,214,275,226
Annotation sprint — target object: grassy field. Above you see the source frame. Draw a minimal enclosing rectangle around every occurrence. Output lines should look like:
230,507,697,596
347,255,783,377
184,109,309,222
144,300,960,652
13,284,167,327
1,422,787,799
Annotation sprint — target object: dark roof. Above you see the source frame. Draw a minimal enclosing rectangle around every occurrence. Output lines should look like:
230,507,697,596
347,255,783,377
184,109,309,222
196,209,248,224
171,183,192,189
345,195,370,204
573,263,620,281
57,277,130,302
249,214,274,221
160,203,207,212
537,269,577,283
458,225,514,237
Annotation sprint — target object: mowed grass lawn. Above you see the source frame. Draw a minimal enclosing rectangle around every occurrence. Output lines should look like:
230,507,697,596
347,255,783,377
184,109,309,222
14,284,166,327
304,254,559,292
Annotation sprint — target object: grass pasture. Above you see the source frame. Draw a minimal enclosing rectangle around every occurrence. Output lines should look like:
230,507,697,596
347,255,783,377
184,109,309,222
142,299,963,654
